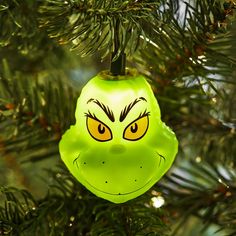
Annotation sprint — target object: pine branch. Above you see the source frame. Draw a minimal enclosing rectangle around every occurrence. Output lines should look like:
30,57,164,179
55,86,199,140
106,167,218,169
158,160,236,235
0,1,40,47
0,60,78,163
135,0,236,82
0,0,67,74
39,0,162,58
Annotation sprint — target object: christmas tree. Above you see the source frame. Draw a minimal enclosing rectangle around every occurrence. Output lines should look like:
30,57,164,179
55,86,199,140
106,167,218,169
1,0,236,235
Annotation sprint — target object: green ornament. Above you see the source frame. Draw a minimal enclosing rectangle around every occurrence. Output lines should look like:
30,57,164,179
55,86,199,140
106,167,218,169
59,69,178,203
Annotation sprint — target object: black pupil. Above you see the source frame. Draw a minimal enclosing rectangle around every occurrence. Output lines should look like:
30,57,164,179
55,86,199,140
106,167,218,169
98,124,105,134
131,123,138,133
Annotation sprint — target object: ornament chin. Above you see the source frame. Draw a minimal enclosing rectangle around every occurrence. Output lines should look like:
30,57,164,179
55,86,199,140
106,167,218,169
72,149,167,203
81,175,157,204
59,69,178,203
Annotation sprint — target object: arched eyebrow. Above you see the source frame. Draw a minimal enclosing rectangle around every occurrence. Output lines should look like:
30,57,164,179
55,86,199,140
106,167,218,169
119,97,147,122
87,98,115,122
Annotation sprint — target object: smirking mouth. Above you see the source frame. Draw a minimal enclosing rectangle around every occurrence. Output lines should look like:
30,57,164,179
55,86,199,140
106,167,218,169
73,152,166,196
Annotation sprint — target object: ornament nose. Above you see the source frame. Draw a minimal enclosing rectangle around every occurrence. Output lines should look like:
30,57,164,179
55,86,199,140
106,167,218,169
110,144,126,154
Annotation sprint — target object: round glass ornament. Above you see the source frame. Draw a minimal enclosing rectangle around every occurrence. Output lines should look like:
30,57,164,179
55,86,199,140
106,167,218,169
59,69,178,203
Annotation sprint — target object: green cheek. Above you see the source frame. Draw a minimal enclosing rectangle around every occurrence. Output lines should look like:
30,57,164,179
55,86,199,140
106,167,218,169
59,70,178,203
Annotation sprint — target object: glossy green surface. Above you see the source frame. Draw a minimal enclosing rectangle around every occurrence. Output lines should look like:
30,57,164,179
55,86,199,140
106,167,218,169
59,71,178,203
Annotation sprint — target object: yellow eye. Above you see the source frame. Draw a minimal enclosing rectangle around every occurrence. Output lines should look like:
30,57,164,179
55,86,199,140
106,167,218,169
86,116,112,142
123,115,149,141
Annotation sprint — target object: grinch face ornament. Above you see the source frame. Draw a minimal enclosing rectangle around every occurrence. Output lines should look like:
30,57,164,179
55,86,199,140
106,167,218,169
59,70,178,203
